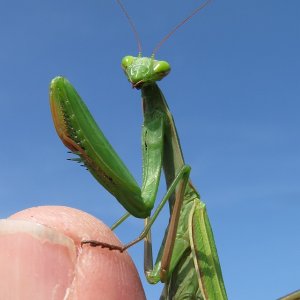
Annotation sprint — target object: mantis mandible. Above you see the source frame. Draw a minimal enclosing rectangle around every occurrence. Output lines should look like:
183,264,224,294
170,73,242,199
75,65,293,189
49,1,227,298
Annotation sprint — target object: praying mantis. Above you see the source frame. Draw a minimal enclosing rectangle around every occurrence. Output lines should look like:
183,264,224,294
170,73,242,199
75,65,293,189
49,0,227,299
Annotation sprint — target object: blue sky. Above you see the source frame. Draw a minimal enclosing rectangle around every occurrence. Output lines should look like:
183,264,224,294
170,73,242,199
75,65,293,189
1,1,299,299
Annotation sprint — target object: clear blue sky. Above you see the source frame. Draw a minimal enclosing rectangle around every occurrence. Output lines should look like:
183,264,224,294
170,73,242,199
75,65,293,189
1,1,299,299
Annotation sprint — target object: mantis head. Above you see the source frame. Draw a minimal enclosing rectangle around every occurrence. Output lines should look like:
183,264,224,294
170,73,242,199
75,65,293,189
121,55,171,89
118,0,211,90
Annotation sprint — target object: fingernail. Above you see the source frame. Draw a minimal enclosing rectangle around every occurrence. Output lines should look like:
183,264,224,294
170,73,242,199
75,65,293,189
0,220,76,300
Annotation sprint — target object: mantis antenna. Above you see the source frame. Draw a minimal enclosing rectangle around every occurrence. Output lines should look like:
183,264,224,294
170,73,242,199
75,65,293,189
116,0,212,56
115,0,142,54
152,0,213,55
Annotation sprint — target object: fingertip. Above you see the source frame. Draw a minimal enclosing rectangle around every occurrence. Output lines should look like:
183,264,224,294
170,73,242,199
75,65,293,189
4,206,146,300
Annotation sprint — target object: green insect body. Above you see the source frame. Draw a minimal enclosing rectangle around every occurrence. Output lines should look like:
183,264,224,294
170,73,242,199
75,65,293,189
50,54,227,299
140,81,227,299
160,203,224,299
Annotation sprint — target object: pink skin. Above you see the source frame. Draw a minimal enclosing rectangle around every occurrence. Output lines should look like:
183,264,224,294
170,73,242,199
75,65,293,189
0,206,146,300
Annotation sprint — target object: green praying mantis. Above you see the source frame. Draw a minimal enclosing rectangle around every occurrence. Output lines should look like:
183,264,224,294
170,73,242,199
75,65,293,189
49,1,228,299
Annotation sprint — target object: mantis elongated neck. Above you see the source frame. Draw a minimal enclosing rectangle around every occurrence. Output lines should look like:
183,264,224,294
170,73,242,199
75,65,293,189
141,83,188,209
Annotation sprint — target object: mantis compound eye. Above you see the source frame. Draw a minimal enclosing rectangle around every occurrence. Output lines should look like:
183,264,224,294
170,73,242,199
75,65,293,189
121,55,135,70
153,60,171,79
